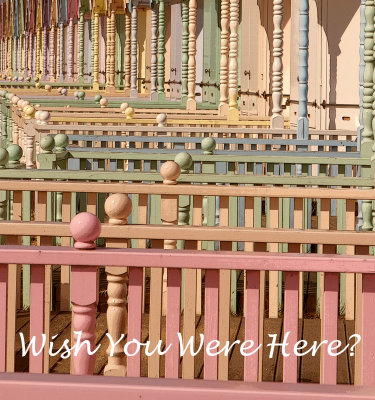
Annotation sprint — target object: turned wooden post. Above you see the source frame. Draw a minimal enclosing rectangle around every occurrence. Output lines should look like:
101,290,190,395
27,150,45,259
124,8,131,93
49,25,56,81
131,0,139,97
297,0,310,140
70,213,101,375
106,10,116,92
78,9,85,84
36,28,41,79
103,193,133,376
93,11,100,91
68,18,74,82
228,0,240,120
59,22,64,82
150,4,158,101
187,0,197,111
42,27,48,81
219,0,229,116
157,0,166,100
160,161,181,316
271,0,284,129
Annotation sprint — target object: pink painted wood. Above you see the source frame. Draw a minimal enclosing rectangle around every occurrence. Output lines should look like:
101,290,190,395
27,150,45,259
165,268,181,379
204,269,219,380
1,373,374,400
127,267,143,377
71,265,98,375
29,265,45,373
1,247,375,273
0,264,7,372
283,272,299,383
244,270,260,382
361,274,375,386
321,273,339,385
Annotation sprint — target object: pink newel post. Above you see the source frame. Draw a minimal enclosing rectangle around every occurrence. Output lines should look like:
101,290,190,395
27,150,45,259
70,212,101,375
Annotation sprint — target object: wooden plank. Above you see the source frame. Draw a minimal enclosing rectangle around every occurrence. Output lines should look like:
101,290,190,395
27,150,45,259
269,197,279,318
0,264,7,372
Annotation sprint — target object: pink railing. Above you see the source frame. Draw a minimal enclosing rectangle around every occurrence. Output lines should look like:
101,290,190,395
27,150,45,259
1,213,375,399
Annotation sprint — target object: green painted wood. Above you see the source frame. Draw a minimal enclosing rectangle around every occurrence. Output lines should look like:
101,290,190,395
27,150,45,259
181,0,189,99
158,0,166,100
115,14,126,89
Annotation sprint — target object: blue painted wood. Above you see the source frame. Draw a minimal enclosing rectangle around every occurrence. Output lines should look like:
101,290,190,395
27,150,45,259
297,0,309,142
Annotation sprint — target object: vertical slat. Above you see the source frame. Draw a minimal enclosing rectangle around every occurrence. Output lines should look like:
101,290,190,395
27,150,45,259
345,199,355,320
165,268,181,379
127,267,143,377
193,195,203,315
29,264,45,373
283,271,299,383
0,263,7,372
204,269,219,380
244,270,259,382
269,197,279,318
61,192,71,311
320,272,338,384
291,197,303,318
362,273,375,385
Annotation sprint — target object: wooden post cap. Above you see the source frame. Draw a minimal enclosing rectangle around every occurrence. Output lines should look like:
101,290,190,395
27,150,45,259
104,193,132,225
11,96,20,105
94,94,102,103
74,91,79,99
6,93,15,101
38,111,50,125
156,113,167,126
201,137,216,154
35,82,41,89
40,136,55,153
125,107,135,119
0,148,9,168
78,91,85,100
160,161,181,185
34,77,40,83
120,102,129,113
57,87,63,93
45,85,52,92
7,144,23,164
100,98,109,107
23,105,36,119
174,152,193,173
54,133,69,152
70,212,102,250
61,88,68,96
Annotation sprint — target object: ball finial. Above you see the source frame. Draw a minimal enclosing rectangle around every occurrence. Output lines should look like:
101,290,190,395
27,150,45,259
11,96,20,105
23,105,36,119
160,161,181,185
26,77,31,82
0,148,9,168
40,136,55,153
57,87,63,94
100,98,108,108
54,133,69,152
74,91,79,99
174,152,193,173
156,113,167,126
35,82,41,89
104,193,132,225
125,107,135,119
70,212,102,250
94,94,102,103
45,85,52,92
38,111,50,125
7,144,23,164
61,88,68,96
201,137,216,155
77,91,85,100
120,102,129,113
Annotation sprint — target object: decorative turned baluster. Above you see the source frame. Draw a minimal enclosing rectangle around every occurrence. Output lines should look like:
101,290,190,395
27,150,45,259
29,32,34,78
36,28,41,79
79,9,85,84
20,36,25,77
107,10,116,92
157,0,166,99
181,0,189,99
68,19,74,82
219,0,229,116
160,161,181,316
124,8,131,92
42,27,48,80
131,1,138,97
150,5,158,101
93,12,100,90
59,22,64,82
25,32,29,77
106,13,111,86
228,0,239,120
187,0,197,111
103,193,133,376
297,0,309,141
70,212,101,375
49,25,55,81
271,0,284,129
362,1,374,231
56,26,61,79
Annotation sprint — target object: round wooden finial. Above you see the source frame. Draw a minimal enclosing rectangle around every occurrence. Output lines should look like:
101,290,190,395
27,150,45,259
25,77,31,82
40,136,55,153
45,85,52,92
94,94,102,104
61,88,68,96
11,96,20,105
6,92,15,101
100,98,109,108
23,105,36,120
34,77,40,83
38,111,50,125
201,137,216,155
174,152,193,173
74,91,79,99
0,148,9,168
54,133,69,152
77,91,86,100
125,107,135,119
18,76,24,82
70,212,102,250
35,82,41,89
7,144,23,164
17,99,24,109
104,193,132,225
57,87,63,93
160,161,181,185
156,113,167,126
120,102,129,113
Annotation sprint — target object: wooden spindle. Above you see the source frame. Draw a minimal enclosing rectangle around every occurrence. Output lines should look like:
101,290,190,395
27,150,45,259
131,1,138,97
219,0,229,116
181,0,189,99
157,0,166,100
124,8,131,93
187,0,197,111
271,0,284,129
36,28,41,79
103,194,132,376
228,0,239,120
150,5,158,101
49,25,55,81
78,9,85,84
93,12,100,90
68,19,74,82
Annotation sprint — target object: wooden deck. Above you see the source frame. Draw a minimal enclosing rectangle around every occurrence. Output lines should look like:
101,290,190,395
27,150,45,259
13,311,355,384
